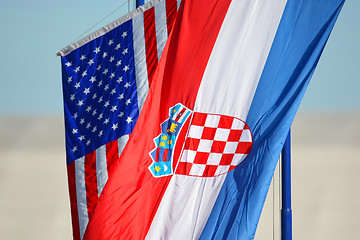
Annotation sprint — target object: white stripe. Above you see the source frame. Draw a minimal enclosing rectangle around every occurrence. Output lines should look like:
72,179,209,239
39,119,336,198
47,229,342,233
171,105,183,120
178,109,191,123
96,145,108,197
146,0,288,239
177,0,181,10
133,12,150,112
75,157,88,239
194,0,288,119
118,134,130,157
154,0,168,61
146,175,227,239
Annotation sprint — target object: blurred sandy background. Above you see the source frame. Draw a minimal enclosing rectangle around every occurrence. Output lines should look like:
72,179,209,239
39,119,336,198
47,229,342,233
0,111,359,240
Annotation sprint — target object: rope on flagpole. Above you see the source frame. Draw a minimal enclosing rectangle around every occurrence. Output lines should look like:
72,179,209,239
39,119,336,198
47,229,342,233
272,169,280,240
67,1,130,47
272,170,275,240
272,150,282,240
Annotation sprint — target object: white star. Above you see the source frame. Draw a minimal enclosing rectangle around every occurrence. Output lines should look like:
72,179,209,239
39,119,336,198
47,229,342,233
83,88,90,95
67,77,73,83
86,140,91,146
92,94,97,100
82,70,87,77
104,118,110,124
110,105,117,112
116,76,123,83
73,112,78,119
86,106,92,112
124,82,131,88
104,84,109,91
108,39,114,46
72,146,77,152
109,56,115,62
112,124,118,130
65,62,72,67
118,94,124,100
98,80,103,87
118,112,124,118
92,109,97,116
80,118,85,125
98,130,103,137
125,99,131,105
88,59,94,65
97,113,103,120
86,123,91,129
126,117,133,124
78,135,85,141
77,100,84,107
89,76,96,83
123,65,130,72
91,126,97,133
80,55,86,61
109,73,115,79
70,94,75,101
102,52,108,58
98,96,103,103
94,47,100,54
72,129,78,134
103,69,108,75
122,48,128,55
74,82,81,89
116,60,121,67
110,89,116,95
115,43,121,50
96,65,102,71
104,101,110,107
122,31,127,38
74,66,80,73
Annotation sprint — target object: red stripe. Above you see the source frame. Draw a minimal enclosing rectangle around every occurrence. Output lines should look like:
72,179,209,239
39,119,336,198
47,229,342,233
106,139,119,173
165,0,178,35
84,0,232,238
174,108,185,121
67,162,81,240
84,151,98,220
163,148,169,162
154,148,160,162
144,8,158,86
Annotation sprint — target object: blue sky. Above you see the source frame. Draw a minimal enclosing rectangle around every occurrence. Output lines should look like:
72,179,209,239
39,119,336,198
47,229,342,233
0,0,358,115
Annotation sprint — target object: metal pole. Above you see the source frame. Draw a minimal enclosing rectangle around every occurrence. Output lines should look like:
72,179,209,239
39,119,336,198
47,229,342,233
281,130,292,240
136,0,145,7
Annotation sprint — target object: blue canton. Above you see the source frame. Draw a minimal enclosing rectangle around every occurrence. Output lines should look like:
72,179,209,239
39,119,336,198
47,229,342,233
61,19,139,164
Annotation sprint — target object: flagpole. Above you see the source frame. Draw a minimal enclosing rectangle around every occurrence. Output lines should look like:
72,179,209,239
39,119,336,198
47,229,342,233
281,130,292,240
136,0,145,7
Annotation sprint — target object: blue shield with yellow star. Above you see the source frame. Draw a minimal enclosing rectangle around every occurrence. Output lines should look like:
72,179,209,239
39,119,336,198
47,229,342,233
149,103,192,177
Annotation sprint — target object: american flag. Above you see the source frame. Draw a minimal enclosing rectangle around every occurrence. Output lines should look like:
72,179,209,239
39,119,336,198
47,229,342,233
58,0,180,239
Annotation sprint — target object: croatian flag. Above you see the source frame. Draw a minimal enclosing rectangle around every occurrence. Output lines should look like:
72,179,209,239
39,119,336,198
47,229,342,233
84,0,344,239
58,0,180,239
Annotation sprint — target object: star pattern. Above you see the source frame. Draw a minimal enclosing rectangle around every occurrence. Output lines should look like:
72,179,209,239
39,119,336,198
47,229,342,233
61,20,138,162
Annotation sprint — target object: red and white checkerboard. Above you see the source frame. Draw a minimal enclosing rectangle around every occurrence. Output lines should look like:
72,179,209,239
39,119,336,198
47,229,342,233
175,112,252,177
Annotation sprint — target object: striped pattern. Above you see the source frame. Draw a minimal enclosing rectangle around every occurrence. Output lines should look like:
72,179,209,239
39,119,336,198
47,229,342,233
79,0,345,238
146,0,288,237
63,0,180,239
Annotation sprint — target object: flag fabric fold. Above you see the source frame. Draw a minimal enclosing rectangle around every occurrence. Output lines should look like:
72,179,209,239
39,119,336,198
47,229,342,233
59,0,180,239
61,0,344,239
